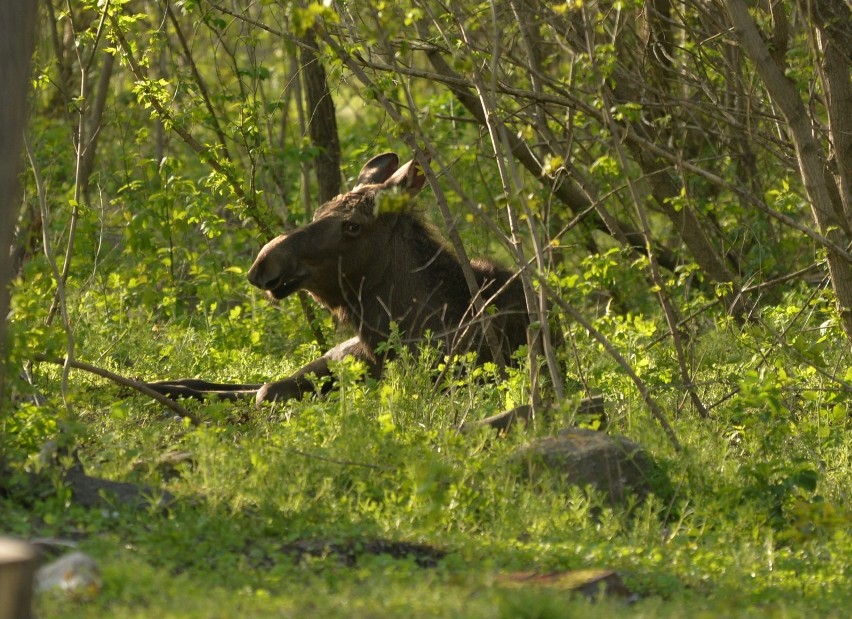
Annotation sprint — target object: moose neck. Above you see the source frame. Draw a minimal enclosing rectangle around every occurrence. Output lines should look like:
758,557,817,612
336,214,468,354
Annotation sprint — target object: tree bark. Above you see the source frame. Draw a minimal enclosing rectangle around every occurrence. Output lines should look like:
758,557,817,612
812,1,852,227
300,31,341,203
0,0,39,405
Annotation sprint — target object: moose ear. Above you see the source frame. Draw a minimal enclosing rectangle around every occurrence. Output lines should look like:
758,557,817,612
382,157,428,195
355,152,400,187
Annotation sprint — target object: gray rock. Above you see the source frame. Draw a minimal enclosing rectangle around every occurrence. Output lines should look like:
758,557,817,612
514,428,658,503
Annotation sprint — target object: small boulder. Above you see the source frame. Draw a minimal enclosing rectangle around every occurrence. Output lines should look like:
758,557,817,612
514,428,660,503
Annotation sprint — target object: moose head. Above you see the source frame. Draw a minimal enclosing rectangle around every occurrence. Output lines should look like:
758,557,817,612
247,152,428,311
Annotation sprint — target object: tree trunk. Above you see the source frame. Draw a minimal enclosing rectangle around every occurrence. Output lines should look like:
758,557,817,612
300,31,341,204
0,0,39,404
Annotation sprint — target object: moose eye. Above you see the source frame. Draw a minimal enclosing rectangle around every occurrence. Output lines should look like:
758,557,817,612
344,222,361,236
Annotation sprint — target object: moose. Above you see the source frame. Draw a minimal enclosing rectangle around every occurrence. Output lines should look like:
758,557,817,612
147,152,530,413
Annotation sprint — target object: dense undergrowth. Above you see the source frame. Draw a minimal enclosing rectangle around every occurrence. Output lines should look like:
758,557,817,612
3,268,851,616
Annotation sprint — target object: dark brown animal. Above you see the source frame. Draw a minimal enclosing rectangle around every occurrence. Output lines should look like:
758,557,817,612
148,152,528,406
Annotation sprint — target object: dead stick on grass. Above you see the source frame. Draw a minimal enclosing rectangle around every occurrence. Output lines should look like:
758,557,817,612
34,354,201,426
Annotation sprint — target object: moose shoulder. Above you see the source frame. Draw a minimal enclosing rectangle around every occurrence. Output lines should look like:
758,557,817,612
148,152,528,407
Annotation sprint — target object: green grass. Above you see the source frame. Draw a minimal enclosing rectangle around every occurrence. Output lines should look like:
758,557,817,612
4,300,852,617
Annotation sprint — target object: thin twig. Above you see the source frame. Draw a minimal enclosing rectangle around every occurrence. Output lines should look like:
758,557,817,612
328,24,852,265
106,9,271,237
25,132,74,419
162,0,232,162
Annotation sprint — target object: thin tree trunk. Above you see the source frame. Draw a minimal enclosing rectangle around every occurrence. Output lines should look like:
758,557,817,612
47,50,114,325
294,37,338,350
813,3,852,227
299,31,341,203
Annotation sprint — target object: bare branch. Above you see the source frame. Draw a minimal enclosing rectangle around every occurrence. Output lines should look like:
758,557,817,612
725,0,852,341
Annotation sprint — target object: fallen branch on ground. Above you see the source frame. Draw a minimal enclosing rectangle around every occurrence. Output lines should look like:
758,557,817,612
34,354,201,426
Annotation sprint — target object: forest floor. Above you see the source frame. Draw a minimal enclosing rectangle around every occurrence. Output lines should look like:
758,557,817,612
4,316,851,618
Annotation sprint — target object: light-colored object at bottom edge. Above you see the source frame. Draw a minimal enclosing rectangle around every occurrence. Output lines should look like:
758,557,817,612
36,551,101,599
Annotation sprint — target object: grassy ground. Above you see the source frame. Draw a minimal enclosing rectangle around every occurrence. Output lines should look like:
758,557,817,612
4,299,852,618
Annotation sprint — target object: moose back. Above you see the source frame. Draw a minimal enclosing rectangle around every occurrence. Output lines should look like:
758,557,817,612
148,152,528,405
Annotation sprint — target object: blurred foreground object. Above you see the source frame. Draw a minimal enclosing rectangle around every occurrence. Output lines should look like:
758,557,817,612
0,538,36,619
